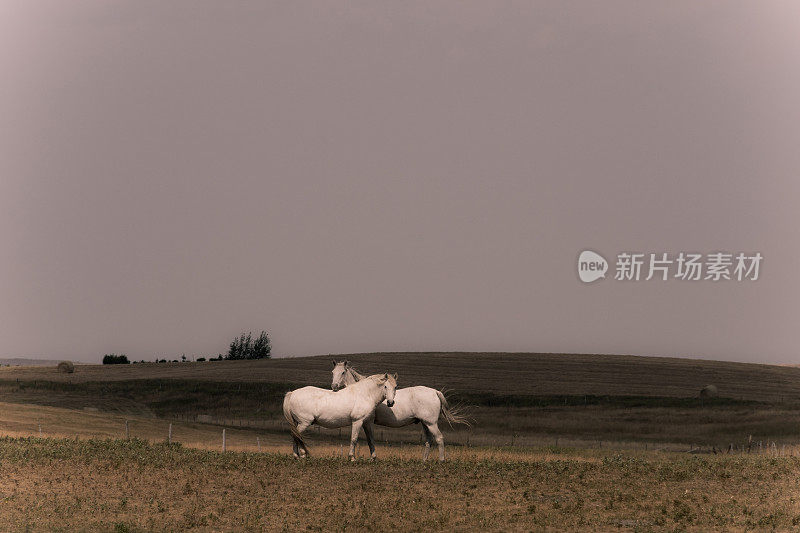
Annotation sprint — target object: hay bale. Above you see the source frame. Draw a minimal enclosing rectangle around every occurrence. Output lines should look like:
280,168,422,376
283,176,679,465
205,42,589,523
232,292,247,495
56,360,75,373
699,384,718,398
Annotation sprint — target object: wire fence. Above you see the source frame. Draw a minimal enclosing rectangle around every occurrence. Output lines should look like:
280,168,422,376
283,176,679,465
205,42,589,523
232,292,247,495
5,412,800,459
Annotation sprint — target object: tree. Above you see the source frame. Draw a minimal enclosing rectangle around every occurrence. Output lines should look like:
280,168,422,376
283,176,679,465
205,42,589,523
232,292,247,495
102,354,129,365
226,330,271,360
251,331,271,359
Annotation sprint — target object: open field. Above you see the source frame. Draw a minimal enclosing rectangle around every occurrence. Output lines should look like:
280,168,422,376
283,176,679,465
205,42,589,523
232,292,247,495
2,437,800,532
1,352,800,449
1,353,799,531
0,402,286,453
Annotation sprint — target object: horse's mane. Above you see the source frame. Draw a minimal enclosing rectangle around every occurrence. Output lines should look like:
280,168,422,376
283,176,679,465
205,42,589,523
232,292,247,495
340,365,392,387
344,365,367,383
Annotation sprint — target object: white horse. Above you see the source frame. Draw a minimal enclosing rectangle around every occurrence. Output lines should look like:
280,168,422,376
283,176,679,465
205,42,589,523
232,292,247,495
331,361,468,461
283,373,397,460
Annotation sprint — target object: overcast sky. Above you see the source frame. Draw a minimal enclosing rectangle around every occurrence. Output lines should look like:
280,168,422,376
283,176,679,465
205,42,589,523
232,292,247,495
1,2,799,363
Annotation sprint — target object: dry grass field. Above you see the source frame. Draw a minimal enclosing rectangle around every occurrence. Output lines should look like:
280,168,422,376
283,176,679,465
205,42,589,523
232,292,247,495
2,437,800,532
0,402,285,452
1,352,799,531
2,352,800,449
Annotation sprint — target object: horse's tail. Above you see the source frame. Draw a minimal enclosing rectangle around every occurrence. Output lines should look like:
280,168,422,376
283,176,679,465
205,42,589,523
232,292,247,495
436,389,471,428
282,391,309,455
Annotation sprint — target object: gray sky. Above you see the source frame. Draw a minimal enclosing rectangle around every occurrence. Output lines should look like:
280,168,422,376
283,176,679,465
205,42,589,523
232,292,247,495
1,2,799,363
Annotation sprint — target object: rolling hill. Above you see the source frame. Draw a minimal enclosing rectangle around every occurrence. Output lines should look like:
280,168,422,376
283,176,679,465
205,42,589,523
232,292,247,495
1,352,799,402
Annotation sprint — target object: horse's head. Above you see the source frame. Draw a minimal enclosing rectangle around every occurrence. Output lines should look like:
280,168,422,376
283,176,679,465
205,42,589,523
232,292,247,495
331,360,349,391
379,373,398,407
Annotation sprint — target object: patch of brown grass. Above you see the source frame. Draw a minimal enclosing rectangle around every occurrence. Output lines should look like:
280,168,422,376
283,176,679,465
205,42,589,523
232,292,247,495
1,437,800,532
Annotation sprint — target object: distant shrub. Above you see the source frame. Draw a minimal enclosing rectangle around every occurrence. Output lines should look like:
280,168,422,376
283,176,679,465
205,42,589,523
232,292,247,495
197,357,206,362
700,384,718,398
56,361,74,373
102,354,129,365
226,331,271,360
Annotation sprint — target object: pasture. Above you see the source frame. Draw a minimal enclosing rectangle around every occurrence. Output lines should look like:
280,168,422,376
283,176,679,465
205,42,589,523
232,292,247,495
2,352,800,450
2,437,800,531
1,352,800,531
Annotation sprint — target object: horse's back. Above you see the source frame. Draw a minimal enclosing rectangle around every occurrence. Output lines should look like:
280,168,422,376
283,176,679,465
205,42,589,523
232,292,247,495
400,386,441,408
286,386,332,415
291,385,331,399
374,386,441,426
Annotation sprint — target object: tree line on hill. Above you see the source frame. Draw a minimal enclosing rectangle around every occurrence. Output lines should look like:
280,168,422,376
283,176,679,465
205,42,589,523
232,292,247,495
101,330,271,364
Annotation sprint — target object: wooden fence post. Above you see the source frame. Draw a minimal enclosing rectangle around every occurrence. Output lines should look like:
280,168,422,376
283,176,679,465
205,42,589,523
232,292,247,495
168,423,173,444
257,437,261,452
222,428,226,452
125,420,130,440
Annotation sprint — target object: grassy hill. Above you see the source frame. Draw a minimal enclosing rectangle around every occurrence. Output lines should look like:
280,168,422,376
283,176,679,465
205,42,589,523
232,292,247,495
1,352,799,448
3,352,799,530
2,351,800,401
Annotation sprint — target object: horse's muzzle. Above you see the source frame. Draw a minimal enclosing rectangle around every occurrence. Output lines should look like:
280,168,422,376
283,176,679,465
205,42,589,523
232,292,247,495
332,385,340,392
387,400,395,407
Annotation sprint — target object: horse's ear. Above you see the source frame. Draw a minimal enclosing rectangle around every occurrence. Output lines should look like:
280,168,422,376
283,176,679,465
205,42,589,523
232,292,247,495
384,373,388,379
345,360,350,367
392,373,398,381
331,360,337,368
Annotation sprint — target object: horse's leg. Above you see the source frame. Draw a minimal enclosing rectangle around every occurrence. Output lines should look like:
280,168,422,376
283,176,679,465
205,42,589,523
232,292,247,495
349,419,364,461
362,420,378,460
421,423,433,461
295,421,311,458
290,422,305,458
425,421,445,461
